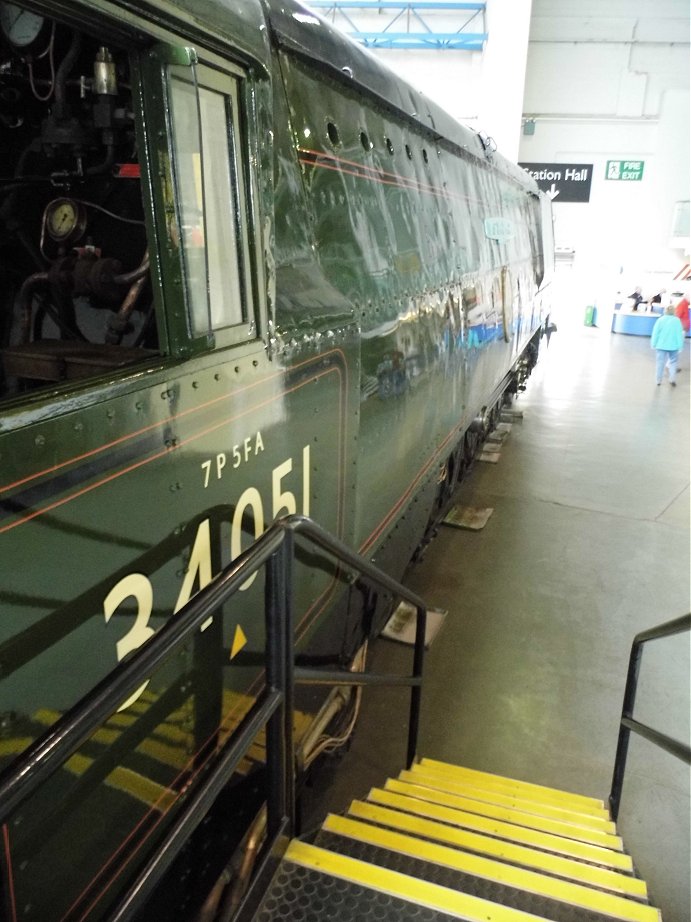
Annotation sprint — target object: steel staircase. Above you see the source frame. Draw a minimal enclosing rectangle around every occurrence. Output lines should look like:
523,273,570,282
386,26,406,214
249,758,659,922
0,509,687,921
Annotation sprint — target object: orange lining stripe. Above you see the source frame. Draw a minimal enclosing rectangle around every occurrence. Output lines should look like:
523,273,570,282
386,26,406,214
50,361,347,920
298,146,485,206
360,424,458,554
299,156,452,201
0,363,344,536
2,824,18,922
0,349,343,496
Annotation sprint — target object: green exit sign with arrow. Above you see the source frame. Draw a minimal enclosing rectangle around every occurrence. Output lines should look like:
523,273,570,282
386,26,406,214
606,160,645,181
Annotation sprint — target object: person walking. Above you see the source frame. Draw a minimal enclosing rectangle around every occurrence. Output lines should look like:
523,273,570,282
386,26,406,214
650,304,685,386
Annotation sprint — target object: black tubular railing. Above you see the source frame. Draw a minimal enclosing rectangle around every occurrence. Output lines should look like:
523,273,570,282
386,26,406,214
0,514,427,921
609,613,691,821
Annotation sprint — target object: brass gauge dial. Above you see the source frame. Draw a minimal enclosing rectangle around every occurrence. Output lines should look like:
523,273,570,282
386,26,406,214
44,198,87,244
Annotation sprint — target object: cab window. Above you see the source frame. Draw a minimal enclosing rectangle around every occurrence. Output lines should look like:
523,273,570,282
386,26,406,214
167,64,254,346
0,10,160,401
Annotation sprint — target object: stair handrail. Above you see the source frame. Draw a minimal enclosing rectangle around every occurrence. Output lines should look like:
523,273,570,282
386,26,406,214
609,612,691,820
0,514,427,920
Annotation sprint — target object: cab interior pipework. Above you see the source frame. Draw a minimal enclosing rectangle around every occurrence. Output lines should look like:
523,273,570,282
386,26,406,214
0,10,154,395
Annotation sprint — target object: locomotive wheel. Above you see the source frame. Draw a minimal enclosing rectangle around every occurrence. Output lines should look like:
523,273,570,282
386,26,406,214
463,429,479,470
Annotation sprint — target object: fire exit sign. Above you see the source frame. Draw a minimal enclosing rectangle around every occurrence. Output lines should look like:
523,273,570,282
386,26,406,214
606,160,645,181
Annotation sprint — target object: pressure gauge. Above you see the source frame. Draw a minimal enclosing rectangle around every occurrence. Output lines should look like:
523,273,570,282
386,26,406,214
44,198,87,244
0,3,46,48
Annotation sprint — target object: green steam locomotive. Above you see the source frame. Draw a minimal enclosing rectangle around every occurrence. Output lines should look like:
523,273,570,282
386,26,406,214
0,0,553,918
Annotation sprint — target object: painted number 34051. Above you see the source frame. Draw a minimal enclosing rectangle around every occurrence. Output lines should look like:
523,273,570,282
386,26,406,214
103,444,311,710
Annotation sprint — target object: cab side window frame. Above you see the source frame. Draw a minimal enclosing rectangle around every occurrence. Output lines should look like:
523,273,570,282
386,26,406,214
140,45,259,358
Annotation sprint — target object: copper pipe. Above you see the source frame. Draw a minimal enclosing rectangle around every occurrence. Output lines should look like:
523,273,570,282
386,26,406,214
193,867,231,922
114,253,150,287
218,806,267,922
106,252,149,344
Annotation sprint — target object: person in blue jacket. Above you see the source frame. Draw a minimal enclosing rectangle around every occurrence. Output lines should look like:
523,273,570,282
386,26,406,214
650,304,685,386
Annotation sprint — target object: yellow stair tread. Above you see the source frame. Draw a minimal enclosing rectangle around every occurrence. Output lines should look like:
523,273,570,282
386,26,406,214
369,788,624,856
398,765,615,831
351,799,635,883
418,759,606,814
323,813,651,918
287,839,557,922
393,776,616,837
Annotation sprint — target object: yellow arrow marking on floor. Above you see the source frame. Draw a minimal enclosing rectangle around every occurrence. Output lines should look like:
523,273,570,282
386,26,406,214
230,625,248,660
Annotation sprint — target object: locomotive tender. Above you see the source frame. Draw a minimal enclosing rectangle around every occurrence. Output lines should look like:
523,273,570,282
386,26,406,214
0,0,553,918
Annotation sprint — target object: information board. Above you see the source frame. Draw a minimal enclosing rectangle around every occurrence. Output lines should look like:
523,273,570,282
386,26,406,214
518,163,593,203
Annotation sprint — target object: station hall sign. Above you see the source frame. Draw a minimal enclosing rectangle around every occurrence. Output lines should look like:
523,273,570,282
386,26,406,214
518,163,593,203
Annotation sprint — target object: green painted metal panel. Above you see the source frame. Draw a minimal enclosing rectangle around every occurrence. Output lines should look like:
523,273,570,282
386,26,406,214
0,0,550,917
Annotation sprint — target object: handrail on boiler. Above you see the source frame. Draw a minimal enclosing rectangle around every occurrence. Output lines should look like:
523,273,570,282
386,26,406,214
608,612,691,820
0,514,427,921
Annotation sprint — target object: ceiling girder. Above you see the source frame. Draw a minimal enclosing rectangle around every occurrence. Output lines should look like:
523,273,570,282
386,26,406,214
307,0,487,51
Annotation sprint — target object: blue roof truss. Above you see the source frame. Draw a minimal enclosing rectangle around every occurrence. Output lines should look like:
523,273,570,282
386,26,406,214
307,0,488,51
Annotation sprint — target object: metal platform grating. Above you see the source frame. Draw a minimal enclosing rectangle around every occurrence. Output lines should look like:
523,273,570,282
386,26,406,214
253,858,463,922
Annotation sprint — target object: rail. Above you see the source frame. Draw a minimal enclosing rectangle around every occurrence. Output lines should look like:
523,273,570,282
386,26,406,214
0,514,427,921
608,612,691,821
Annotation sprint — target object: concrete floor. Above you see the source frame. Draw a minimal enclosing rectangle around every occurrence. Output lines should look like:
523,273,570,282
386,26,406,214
302,310,691,921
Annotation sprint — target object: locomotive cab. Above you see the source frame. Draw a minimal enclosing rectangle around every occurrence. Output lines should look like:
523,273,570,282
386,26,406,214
1,9,156,390
0,1,268,401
